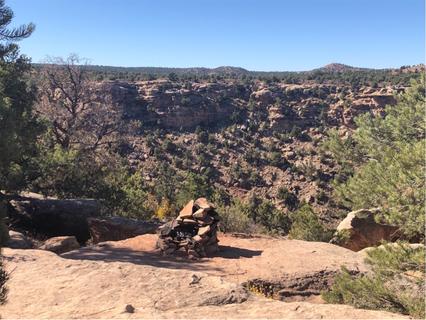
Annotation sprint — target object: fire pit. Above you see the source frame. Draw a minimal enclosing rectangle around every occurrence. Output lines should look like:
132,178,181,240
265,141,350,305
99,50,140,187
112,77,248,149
156,198,220,258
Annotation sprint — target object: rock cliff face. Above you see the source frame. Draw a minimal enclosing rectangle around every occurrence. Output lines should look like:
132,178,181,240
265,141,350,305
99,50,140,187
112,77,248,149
107,80,249,129
98,78,406,225
107,79,398,131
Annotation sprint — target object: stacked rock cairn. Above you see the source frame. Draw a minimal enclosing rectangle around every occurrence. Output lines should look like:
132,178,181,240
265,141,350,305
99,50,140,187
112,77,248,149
157,198,220,258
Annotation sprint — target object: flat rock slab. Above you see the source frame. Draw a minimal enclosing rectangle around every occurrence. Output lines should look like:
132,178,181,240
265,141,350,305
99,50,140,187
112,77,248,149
62,233,368,283
1,248,247,319
0,234,407,319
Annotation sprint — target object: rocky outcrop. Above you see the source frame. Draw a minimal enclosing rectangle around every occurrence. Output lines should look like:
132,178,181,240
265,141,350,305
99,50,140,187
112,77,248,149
0,235,407,319
88,217,159,243
39,236,80,254
8,197,100,244
108,80,249,129
106,79,399,131
331,208,399,251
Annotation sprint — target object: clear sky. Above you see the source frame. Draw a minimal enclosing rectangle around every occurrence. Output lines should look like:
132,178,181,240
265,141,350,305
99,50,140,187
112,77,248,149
7,0,425,71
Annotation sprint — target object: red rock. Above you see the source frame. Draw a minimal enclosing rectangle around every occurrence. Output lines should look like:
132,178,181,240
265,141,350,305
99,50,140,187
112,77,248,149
178,200,194,219
193,208,207,220
198,225,211,236
194,198,214,210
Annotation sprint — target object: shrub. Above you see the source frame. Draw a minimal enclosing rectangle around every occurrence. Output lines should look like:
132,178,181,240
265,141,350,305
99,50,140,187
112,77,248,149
175,172,213,208
289,204,333,241
322,243,425,318
196,130,209,144
155,198,175,221
267,152,290,169
0,255,7,305
218,200,261,233
0,202,8,305
276,187,298,210
112,171,149,218
168,72,178,81
31,146,149,219
162,139,176,153
244,196,291,234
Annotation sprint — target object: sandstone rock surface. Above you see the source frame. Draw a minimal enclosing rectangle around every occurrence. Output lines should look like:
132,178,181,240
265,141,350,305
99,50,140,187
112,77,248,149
332,208,399,251
5,230,33,249
39,236,80,254
0,234,408,319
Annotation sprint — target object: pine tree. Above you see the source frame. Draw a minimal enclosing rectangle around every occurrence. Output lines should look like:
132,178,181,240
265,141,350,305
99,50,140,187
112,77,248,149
322,243,425,318
323,77,425,239
0,0,39,192
0,0,36,305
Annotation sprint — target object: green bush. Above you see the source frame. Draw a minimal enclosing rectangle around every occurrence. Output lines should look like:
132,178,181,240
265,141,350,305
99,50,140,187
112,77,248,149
322,243,425,318
243,196,291,234
175,172,213,208
276,187,298,210
289,204,333,242
31,145,149,218
218,199,264,234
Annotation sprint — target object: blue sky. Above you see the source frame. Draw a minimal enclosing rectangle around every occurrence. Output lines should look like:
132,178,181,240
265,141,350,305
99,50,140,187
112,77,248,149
7,0,425,71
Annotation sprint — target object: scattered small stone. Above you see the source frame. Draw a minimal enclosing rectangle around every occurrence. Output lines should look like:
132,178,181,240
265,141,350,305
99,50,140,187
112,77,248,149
125,304,135,313
189,274,201,285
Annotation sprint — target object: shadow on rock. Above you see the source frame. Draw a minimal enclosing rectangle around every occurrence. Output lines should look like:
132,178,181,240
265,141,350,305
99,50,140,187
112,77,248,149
213,245,263,259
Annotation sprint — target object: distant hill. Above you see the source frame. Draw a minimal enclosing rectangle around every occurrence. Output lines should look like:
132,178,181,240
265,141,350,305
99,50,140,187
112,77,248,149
315,63,363,72
311,63,377,73
32,62,423,81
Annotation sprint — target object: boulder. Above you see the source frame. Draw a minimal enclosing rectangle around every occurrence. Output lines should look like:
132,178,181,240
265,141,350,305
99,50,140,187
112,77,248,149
39,236,80,254
5,230,33,249
8,197,100,244
87,217,159,244
331,208,399,251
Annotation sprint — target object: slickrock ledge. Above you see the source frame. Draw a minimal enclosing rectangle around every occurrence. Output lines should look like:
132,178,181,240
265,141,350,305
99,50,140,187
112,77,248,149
0,234,408,319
